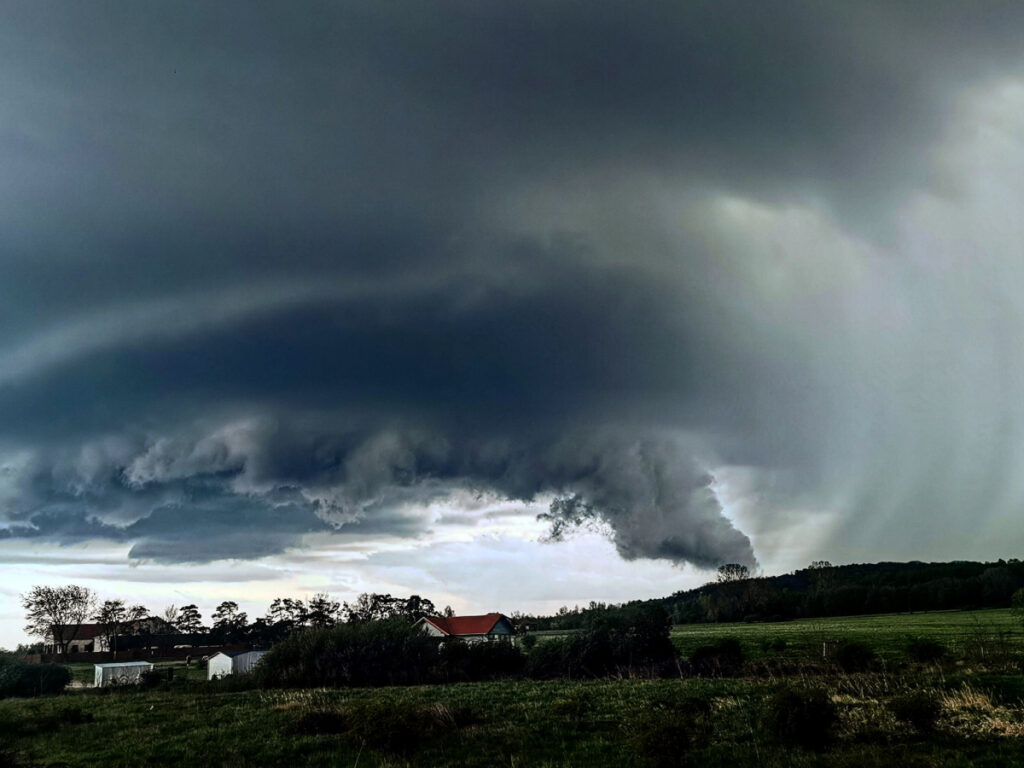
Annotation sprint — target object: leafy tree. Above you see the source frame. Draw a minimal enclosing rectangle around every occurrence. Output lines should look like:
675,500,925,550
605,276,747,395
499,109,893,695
267,598,308,631
125,605,150,632
1011,588,1024,626
342,593,400,623
21,585,96,655
92,600,146,656
245,617,275,646
212,601,248,639
342,593,438,623
176,604,204,634
401,595,437,621
306,593,340,628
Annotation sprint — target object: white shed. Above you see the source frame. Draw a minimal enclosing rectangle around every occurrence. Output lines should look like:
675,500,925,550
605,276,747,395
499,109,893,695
93,661,154,687
207,650,267,680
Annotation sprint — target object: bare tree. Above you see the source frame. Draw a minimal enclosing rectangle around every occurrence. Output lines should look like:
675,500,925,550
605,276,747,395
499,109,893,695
162,604,179,630
22,585,97,655
716,563,751,583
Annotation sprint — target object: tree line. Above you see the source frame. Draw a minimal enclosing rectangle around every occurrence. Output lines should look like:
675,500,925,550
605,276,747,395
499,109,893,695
21,586,452,653
519,559,1024,631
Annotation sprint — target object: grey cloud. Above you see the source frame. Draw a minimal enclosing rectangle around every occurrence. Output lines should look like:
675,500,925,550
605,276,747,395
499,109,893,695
1,2,1024,572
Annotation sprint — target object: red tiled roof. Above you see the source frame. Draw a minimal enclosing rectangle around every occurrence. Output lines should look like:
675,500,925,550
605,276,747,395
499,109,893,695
420,613,508,636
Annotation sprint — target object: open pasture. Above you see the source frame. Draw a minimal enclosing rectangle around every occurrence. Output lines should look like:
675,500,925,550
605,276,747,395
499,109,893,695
5,673,1024,767
668,608,1021,659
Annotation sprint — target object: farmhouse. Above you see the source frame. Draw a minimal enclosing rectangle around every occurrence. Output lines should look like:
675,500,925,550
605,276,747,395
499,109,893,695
49,624,106,654
48,616,176,654
93,661,153,687
207,650,268,679
413,613,516,643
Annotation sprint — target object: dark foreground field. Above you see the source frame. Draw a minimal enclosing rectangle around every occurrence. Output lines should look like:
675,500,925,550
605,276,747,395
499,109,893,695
5,673,1024,767
5,609,1024,767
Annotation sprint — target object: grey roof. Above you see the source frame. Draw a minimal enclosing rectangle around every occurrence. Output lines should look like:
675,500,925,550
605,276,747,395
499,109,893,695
212,650,266,658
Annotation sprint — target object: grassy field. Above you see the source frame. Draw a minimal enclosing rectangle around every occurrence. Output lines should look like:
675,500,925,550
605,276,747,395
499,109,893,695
668,609,1021,660
531,608,1024,661
3,609,1024,767
5,673,1024,767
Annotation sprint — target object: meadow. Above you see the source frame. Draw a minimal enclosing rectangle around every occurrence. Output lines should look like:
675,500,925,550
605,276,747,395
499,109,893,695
529,608,1023,660
669,608,1021,660
2,609,1024,767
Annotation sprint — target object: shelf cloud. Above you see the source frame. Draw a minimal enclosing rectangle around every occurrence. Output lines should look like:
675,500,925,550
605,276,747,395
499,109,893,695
3,1,1024,584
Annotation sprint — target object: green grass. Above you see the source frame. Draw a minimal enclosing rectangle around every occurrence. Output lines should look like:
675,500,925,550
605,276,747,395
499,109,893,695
668,609,1022,660
534,609,1023,661
3,609,1023,766
5,673,1024,767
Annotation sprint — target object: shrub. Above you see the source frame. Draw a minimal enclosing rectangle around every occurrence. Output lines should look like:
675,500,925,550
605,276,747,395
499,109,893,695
0,655,71,698
833,640,876,672
765,686,837,749
434,639,524,683
519,634,538,651
905,638,946,664
689,638,744,676
628,694,712,768
889,691,942,733
139,667,174,690
255,619,439,688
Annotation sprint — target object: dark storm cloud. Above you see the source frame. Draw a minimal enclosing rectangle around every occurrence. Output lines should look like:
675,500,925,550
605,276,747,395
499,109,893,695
3,2,1024,568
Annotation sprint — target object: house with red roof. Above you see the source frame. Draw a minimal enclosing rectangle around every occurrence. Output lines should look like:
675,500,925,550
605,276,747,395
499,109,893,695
412,612,516,643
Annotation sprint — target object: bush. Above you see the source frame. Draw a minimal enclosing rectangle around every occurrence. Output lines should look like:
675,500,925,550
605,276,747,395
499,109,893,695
139,667,174,690
434,639,524,683
0,655,71,698
519,634,538,651
689,639,744,676
905,638,946,664
833,640,876,672
889,691,942,732
629,694,712,768
525,607,677,680
765,686,837,749
255,619,439,688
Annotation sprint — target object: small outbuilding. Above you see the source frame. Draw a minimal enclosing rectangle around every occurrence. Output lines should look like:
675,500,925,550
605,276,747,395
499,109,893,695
93,661,154,687
207,650,267,680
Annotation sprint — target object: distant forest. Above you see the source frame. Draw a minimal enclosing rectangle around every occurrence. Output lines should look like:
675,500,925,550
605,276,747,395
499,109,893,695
524,559,1024,631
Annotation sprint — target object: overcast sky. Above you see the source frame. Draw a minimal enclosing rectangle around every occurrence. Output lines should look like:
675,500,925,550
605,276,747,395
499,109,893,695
4,1,1024,646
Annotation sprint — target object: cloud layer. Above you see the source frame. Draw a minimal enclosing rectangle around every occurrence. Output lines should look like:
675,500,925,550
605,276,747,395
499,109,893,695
3,2,1024,577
